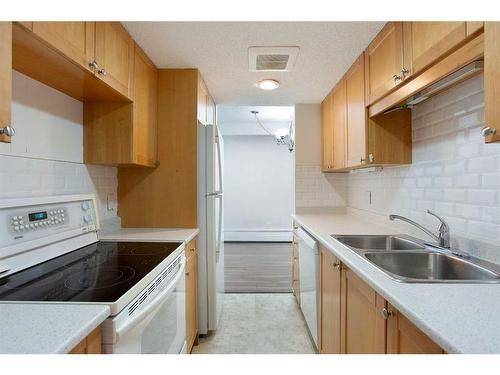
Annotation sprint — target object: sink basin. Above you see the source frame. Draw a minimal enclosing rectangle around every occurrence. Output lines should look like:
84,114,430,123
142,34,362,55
365,251,500,283
334,235,425,251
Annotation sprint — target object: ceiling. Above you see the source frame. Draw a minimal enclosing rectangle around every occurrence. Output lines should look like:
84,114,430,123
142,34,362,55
217,106,294,136
122,22,385,106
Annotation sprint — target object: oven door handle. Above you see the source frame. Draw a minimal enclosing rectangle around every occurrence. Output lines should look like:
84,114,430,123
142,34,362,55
115,258,186,340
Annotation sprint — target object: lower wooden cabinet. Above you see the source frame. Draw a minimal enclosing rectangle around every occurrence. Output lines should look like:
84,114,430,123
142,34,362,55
386,303,444,354
316,254,444,354
340,267,386,353
185,237,199,353
69,326,102,354
319,246,341,353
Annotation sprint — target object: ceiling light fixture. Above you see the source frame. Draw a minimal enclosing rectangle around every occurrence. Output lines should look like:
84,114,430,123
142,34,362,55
256,79,280,90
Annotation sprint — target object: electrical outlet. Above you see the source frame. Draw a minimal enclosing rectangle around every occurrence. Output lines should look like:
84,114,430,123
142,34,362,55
106,192,117,212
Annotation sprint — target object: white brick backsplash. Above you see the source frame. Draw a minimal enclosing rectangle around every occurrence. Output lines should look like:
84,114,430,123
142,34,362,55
0,154,118,223
295,165,347,209
322,75,500,252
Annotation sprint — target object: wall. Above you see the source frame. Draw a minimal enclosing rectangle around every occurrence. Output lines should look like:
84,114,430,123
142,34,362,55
223,135,294,241
294,104,347,212
0,71,119,225
346,74,500,260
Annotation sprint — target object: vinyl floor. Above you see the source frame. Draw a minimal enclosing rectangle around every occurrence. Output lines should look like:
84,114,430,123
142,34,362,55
224,242,292,293
192,293,315,354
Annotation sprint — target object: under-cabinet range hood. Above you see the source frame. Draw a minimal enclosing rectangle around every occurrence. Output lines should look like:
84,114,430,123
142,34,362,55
385,60,484,113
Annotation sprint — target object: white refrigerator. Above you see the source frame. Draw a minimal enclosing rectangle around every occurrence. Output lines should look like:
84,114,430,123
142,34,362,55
197,122,224,334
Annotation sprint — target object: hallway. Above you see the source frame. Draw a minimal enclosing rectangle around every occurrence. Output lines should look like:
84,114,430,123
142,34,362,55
192,293,315,354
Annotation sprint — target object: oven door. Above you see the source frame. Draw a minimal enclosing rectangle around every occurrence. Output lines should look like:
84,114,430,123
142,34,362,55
104,257,186,354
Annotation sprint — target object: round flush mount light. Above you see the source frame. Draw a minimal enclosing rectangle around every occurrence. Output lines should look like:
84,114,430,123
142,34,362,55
256,79,280,90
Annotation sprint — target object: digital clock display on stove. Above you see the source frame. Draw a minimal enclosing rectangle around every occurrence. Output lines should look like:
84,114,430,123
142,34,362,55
28,211,48,222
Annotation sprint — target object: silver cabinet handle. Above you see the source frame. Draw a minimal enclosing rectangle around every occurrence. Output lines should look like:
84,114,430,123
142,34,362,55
481,127,497,137
360,157,366,164
401,67,410,78
382,308,394,319
368,153,375,163
393,74,402,83
97,68,107,76
88,60,99,71
333,262,341,271
0,126,15,137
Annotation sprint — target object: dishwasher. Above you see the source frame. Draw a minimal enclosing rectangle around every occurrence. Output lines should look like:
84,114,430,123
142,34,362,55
297,227,320,349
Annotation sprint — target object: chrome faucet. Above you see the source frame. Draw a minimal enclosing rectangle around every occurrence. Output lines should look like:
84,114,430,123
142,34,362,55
389,210,450,248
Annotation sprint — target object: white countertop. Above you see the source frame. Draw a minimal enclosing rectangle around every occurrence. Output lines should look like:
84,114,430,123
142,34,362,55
0,303,110,354
99,227,199,244
293,211,500,354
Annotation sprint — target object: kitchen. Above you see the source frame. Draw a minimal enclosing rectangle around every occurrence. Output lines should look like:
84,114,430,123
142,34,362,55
1,1,500,372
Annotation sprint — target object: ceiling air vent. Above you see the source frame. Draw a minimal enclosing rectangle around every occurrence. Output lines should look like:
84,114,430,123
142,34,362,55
249,46,299,72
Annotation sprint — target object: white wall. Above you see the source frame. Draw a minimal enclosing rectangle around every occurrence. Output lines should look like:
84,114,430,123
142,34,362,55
0,72,119,226
223,135,294,241
294,104,348,213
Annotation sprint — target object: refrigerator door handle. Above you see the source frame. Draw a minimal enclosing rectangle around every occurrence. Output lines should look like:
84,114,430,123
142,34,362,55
215,194,223,263
216,132,223,195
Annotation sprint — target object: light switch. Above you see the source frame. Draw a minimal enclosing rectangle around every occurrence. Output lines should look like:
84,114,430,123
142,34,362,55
107,192,117,212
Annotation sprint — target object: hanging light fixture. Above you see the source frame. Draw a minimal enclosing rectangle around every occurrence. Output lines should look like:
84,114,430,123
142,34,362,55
251,110,294,152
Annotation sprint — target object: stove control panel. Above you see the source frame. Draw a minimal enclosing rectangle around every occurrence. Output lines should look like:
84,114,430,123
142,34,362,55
0,195,98,252
9,207,67,234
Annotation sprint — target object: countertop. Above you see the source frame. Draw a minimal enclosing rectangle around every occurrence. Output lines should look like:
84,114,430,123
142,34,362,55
0,303,110,354
293,210,500,354
99,227,199,244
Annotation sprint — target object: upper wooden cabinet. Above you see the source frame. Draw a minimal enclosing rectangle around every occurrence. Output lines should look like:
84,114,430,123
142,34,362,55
94,22,134,98
320,246,341,354
332,80,347,170
403,22,468,76
31,22,95,73
0,22,12,144
386,303,444,354
365,22,405,105
345,54,367,168
84,43,158,167
484,22,500,144
340,267,386,353
321,91,334,171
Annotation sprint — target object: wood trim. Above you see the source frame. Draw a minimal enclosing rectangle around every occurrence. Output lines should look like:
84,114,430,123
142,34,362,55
0,22,12,144
85,22,95,70
369,33,484,117
484,22,500,143
69,326,102,354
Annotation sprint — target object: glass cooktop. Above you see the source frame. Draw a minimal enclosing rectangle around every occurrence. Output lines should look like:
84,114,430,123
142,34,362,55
0,241,183,303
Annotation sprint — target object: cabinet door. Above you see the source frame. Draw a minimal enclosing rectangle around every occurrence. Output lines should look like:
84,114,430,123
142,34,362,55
292,231,300,304
345,54,367,168
207,95,216,125
185,239,198,353
32,22,95,72
320,247,341,354
95,22,134,98
366,22,404,104
321,91,334,171
331,80,346,170
341,268,386,353
484,22,500,144
132,44,158,167
0,22,12,144
404,22,467,76
386,303,443,354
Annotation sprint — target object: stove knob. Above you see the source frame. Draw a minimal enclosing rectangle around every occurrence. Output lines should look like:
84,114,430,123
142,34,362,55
14,226,19,231
83,214,92,223
81,202,91,211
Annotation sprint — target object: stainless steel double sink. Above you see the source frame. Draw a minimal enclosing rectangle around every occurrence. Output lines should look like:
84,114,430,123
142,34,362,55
331,234,500,283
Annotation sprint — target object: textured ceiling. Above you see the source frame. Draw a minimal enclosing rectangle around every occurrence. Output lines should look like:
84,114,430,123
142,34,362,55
217,105,294,135
122,22,385,106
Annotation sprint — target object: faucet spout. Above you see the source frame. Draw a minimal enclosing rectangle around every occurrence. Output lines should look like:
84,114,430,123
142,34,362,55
389,211,450,248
